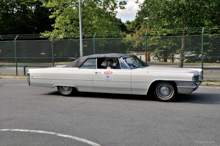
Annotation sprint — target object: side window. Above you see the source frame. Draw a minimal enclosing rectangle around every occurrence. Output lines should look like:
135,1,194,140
80,59,96,69
98,58,117,69
100,59,116,67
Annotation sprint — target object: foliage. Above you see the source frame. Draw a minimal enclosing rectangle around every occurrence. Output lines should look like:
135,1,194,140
115,18,127,32
136,0,220,66
125,20,141,33
137,0,220,29
0,0,54,34
203,34,220,63
42,0,127,39
122,25,145,53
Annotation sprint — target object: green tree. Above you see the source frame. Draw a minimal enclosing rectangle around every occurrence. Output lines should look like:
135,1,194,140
0,0,54,34
137,0,220,67
115,18,127,32
42,0,127,39
125,20,140,32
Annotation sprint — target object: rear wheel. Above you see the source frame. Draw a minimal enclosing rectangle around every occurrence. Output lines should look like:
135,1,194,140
57,86,74,96
154,82,176,101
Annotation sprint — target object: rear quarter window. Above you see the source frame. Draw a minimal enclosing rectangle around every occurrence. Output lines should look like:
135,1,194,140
80,58,96,69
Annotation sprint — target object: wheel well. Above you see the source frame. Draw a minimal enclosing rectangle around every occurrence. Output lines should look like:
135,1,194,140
147,81,177,95
56,86,78,92
72,87,78,92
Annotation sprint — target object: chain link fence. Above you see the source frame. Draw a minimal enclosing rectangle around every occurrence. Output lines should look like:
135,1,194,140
0,34,220,80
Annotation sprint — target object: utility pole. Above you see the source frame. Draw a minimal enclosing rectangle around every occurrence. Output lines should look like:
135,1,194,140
79,0,83,57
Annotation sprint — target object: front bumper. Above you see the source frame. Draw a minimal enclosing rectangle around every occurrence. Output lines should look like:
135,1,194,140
177,81,202,94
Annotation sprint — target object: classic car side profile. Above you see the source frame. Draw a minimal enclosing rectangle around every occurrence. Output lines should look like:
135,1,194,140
27,53,203,101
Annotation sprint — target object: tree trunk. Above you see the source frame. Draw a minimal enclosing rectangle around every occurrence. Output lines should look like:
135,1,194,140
163,49,168,62
179,33,185,67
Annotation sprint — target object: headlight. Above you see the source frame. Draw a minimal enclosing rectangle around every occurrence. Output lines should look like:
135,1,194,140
192,76,197,85
192,76,195,81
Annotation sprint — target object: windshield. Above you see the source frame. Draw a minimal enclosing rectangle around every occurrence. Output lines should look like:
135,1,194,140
123,55,148,69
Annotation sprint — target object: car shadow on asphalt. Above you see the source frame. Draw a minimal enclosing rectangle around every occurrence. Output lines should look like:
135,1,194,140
46,91,220,104
46,91,155,101
175,93,220,104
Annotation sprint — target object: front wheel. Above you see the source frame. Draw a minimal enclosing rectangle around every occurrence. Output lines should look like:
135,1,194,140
154,82,176,101
57,86,74,96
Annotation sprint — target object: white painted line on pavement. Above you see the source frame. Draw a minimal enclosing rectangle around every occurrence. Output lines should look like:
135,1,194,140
0,129,101,146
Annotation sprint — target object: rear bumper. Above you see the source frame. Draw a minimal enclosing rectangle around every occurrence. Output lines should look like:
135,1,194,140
177,81,202,94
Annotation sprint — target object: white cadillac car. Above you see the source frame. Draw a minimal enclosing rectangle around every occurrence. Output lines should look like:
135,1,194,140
27,53,203,101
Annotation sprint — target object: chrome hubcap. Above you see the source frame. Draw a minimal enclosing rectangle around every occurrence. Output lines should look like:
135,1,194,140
156,83,174,99
59,86,72,95
160,86,170,96
62,86,70,91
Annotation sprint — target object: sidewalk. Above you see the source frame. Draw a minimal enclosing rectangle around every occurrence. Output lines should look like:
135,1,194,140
0,75,220,87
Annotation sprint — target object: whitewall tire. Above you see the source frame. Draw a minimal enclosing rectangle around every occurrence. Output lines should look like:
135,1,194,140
154,82,176,101
57,86,74,96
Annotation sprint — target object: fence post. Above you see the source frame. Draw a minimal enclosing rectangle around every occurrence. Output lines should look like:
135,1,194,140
201,27,204,69
93,32,97,54
145,30,148,63
52,34,55,66
14,35,18,75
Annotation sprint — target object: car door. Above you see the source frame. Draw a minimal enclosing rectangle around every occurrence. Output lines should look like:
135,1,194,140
93,59,131,94
75,58,96,92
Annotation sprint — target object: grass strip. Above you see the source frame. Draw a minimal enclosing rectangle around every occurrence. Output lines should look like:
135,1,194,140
203,80,220,83
0,75,26,77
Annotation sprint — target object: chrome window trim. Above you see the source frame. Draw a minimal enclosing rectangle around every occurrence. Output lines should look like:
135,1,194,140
118,58,122,69
120,57,131,69
95,58,97,69
118,58,129,69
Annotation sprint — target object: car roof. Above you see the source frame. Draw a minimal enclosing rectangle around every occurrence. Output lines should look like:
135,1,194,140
66,53,131,67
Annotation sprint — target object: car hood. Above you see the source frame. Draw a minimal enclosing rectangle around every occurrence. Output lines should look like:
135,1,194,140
138,66,202,75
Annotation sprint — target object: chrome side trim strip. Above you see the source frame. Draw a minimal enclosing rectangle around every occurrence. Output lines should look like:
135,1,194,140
31,77,132,83
177,85,196,89
32,77,93,81
94,80,130,82
131,81,150,83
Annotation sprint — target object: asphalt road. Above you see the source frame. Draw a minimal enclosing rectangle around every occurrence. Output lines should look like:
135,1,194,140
0,79,220,146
